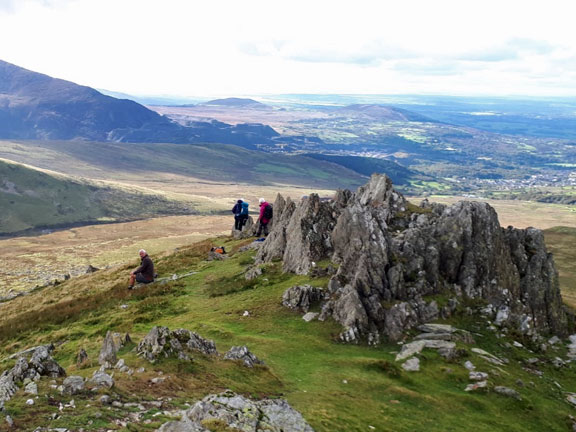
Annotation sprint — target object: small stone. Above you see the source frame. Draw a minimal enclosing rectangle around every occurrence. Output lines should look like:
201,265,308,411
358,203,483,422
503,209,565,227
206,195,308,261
99,395,111,405
112,401,123,408
137,367,145,373
243,310,250,317
151,377,166,384
494,386,522,400
120,304,129,309
402,357,420,372
302,312,319,322
24,382,38,395
465,381,487,392
512,341,523,348
469,372,489,381
26,399,34,405
6,415,14,427
224,346,264,368
342,379,348,384
548,336,561,345
464,361,476,371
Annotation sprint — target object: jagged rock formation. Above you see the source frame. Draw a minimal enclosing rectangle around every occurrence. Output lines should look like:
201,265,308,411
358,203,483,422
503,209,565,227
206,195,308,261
158,391,314,432
0,345,65,402
137,326,218,363
257,174,571,343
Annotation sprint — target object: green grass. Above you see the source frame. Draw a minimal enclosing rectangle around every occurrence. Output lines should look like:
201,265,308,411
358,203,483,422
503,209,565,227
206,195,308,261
0,159,193,234
0,236,575,431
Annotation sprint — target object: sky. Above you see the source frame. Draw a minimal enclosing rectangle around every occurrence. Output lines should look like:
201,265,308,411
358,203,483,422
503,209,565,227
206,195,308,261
1,0,576,98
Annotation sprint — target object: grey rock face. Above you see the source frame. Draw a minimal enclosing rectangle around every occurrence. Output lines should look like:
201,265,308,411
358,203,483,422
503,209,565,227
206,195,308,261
256,173,571,343
224,346,264,368
158,391,314,432
282,285,325,312
137,327,217,363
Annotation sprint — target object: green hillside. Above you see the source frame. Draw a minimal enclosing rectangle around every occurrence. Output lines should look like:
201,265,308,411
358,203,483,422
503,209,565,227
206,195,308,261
302,153,426,185
0,235,575,431
0,159,193,235
0,140,367,189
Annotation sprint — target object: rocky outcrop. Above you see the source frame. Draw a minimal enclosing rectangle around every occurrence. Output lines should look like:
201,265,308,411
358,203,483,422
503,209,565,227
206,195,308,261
0,345,65,403
158,391,314,432
137,327,217,363
223,346,264,368
257,174,571,343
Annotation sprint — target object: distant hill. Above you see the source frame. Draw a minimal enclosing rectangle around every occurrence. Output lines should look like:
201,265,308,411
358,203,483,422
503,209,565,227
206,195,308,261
0,60,276,147
0,159,193,235
338,104,438,122
200,98,272,109
302,154,423,185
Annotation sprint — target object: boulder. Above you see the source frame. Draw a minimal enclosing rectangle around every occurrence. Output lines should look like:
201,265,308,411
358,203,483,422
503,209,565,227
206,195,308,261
62,376,85,395
158,390,314,432
224,346,264,368
88,371,114,390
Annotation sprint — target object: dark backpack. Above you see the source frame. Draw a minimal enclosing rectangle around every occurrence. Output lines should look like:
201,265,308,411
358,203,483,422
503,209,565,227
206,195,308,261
263,204,273,220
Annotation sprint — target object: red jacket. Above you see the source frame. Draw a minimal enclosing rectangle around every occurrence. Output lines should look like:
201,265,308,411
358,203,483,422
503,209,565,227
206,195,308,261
259,201,270,224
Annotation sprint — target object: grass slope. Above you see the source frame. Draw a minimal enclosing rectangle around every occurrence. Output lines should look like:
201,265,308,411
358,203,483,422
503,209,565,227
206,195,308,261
0,236,575,431
0,159,193,235
0,140,367,190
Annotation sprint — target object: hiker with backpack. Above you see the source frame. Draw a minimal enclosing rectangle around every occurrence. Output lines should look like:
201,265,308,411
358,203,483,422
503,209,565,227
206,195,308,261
128,249,154,289
232,198,250,231
257,198,273,237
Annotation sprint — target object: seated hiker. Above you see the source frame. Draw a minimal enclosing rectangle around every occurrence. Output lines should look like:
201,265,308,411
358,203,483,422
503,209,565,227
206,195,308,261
232,199,245,231
257,197,273,237
128,249,154,289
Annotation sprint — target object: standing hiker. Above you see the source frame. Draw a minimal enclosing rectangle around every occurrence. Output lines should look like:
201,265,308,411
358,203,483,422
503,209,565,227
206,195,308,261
232,199,244,231
128,249,154,289
239,199,249,229
257,197,273,237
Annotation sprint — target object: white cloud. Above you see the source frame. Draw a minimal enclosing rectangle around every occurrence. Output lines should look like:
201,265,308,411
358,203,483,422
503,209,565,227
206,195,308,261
1,0,576,96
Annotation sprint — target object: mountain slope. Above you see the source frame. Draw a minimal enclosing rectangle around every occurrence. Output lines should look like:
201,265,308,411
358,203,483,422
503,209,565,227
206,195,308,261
0,139,368,190
0,229,574,431
0,60,276,147
0,159,194,235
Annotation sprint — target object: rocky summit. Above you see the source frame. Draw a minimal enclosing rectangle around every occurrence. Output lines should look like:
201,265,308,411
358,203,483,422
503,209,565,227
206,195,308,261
257,174,572,344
